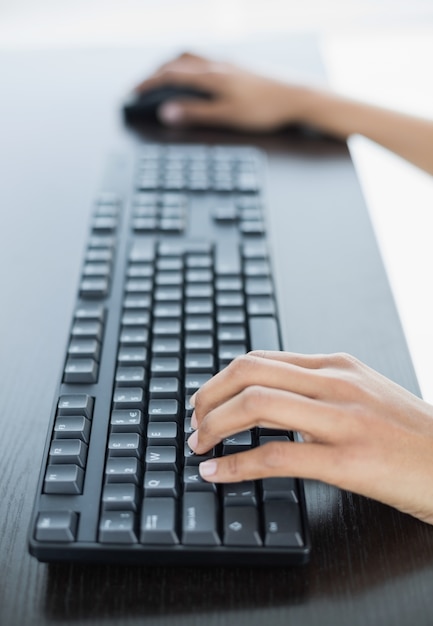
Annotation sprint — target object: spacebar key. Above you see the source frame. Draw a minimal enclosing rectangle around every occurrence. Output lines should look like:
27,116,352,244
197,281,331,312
248,317,280,351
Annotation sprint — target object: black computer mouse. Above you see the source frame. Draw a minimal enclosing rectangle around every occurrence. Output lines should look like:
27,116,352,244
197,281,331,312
123,85,213,123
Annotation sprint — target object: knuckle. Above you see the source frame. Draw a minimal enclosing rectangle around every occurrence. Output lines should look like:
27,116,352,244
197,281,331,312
225,452,240,478
260,442,289,470
193,388,206,417
247,349,266,359
328,352,359,369
196,415,212,439
240,385,267,414
228,353,259,384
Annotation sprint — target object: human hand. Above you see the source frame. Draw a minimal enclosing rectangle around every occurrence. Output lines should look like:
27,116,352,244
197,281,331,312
135,52,312,131
187,351,433,525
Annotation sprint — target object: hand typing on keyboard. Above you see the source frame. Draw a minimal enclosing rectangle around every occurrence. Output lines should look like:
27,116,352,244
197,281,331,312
136,52,433,524
189,351,433,525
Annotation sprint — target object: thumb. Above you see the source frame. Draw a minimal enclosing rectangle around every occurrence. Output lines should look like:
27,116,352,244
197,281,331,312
158,100,228,127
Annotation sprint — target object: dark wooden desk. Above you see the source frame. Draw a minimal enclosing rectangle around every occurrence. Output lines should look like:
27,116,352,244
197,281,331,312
1,41,433,626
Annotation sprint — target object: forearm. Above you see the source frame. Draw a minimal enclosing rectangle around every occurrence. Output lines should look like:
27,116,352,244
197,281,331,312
294,87,433,175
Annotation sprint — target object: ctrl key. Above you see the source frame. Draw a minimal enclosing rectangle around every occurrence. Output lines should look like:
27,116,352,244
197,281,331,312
35,511,78,542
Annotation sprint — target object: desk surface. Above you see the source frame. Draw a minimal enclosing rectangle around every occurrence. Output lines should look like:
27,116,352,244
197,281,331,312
1,40,433,626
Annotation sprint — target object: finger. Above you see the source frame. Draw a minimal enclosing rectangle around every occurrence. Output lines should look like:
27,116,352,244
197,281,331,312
188,385,344,455
135,67,221,96
190,353,327,419
176,51,209,63
250,350,337,369
198,440,338,483
158,100,233,128
151,53,209,77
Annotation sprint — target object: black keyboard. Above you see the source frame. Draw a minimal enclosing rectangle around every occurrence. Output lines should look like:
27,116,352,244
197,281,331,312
29,142,310,565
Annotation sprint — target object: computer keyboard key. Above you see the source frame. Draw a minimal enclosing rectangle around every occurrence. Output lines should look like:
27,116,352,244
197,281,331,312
153,321,182,337
125,279,153,294
105,457,141,484
117,347,147,366
218,345,247,362
182,493,221,546
216,293,244,308
185,353,214,373
151,338,181,356
150,357,181,376
222,430,253,455
183,467,217,492
113,387,145,410
123,294,152,309
185,315,213,332
71,320,103,341
154,303,182,319
185,334,213,352
145,446,178,471
85,248,113,263
144,471,179,497
80,278,109,298
185,299,213,315
140,498,179,545
35,511,78,542
74,302,105,321
99,511,138,544
108,433,143,458
64,358,98,384
263,501,304,547
262,477,299,503
120,328,149,346
223,506,262,546
68,338,101,361
248,317,280,351
154,287,183,302
115,366,146,387
57,394,94,419
148,399,179,421
149,377,181,399
183,442,216,466
121,310,150,326
49,439,88,468
217,307,245,325
185,284,213,299
217,325,246,343
83,262,111,278
127,263,154,278
245,278,273,296
244,260,270,277
53,415,91,443
147,421,178,446
223,482,258,506
247,296,276,316
110,409,144,433
102,483,139,511
185,373,213,393
44,464,84,494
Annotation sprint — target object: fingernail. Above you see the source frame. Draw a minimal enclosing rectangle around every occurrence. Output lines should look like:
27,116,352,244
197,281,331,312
199,460,218,478
189,392,197,407
190,411,197,429
159,103,183,124
187,430,198,451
